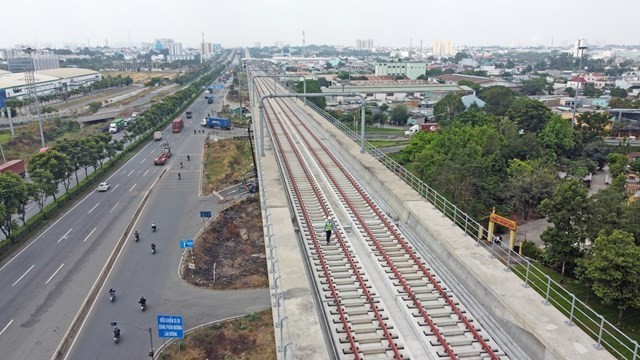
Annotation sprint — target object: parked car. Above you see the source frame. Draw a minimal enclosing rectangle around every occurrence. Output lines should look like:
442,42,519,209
97,182,110,192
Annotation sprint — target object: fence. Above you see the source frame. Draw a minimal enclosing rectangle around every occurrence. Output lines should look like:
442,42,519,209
303,99,638,359
256,136,294,359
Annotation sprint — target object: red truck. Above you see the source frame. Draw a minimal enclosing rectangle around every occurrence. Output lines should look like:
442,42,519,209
172,117,184,133
154,142,172,165
0,159,26,178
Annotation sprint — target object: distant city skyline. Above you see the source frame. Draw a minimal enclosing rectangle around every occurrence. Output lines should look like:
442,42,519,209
3,0,640,49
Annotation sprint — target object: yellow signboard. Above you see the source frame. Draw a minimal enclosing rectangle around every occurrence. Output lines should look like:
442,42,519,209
489,213,517,231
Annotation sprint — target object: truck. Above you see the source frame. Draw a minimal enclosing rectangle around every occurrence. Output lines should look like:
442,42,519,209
207,85,214,94
186,111,193,119
206,95,213,104
153,142,172,165
0,159,26,178
207,117,232,130
154,131,163,141
172,117,184,133
109,118,125,134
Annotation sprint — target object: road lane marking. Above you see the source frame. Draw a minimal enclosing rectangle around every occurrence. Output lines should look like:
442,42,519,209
127,170,135,176
110,203,119,213
110,184,119,192
129,184,136,192
12,265,34,287
120,170,126,175
143,169,149,176
140,158,146,164
87,203,100,214
83,227,97,242
45,263,64,285
0,319,13,337
58,228,73,243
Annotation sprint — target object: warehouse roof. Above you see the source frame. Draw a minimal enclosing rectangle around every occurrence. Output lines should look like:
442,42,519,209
37,68,99,79
0,72,59,88
0,68,97,89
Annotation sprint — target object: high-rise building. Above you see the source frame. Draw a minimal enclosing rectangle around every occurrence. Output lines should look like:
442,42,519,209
355,39,374,50
432,41,441,57
167,42,183,56
8,54,60,73
154,38,174,51
574,39,587,58
254,42,261,48
201,42,212,56
432,40,454,57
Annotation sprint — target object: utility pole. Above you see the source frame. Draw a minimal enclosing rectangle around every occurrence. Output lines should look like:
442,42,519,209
571,40,588,128
23,47,45,148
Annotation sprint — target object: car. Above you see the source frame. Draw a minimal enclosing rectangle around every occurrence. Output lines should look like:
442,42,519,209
97,182,110,192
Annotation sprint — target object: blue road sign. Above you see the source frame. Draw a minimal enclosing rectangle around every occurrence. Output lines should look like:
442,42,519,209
215,84,223,90
157,315,184,339
200,210,212,218
180,239,194,249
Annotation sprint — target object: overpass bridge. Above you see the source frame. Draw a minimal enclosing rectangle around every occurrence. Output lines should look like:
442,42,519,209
250,71,623,359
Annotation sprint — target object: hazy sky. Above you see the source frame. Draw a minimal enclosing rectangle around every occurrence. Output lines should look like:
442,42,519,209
4,0,640,49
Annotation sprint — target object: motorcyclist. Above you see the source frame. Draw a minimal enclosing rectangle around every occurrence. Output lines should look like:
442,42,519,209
134,230,140,241
180,161,183,168
113,326,120,339
151,243,156,253
187,155,190,161
139,296,147,310
178,172,182,180
109,288,116,300
151,223,156,232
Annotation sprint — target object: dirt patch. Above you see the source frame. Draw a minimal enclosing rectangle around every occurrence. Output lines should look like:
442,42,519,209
158,311,276,360
103,71,176,85
202,139,254,193
182,196,266,290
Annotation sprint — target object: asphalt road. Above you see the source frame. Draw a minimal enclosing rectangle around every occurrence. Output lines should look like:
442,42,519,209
0,76,267,360
65,78,269,359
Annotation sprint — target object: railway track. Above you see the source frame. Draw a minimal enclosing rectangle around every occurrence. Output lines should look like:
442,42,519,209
254,76,509,359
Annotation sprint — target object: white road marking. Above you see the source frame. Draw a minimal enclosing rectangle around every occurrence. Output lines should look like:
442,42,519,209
57,228,73,243
87,203,99,214
0,319,13,337
12,265,34,287
141,158,146,164
110,202,119,213
111,184,119,192
45,263,64,285
83,227,97,242
129,184,136,192
143,169,149,176
127,170,135,176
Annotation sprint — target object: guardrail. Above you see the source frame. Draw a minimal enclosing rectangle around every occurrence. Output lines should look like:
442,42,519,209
303,99,637,359
255,132,294,359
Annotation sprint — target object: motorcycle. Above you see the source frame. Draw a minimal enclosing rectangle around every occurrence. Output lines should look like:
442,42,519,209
151,244,156,255
109,293,116,302
113,329,120,344
140,303,146,312
151,224,156,232
134,232,140,242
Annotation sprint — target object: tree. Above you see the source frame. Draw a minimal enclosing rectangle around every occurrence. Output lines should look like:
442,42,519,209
610,87,628,98
458,80,481,92
28,150,74,194
520,77,549,95
479,86,515,116
506,97,552,134
539,179,591,281
295,80,325,108
88,101,102,113
336,71,350,80
433,93,464,124
0,172,28,240
582,140,610,170
565,87,576,97
607,153,628,178
389,105,409,125
504,159,558,220
576,111,610,141
452,105,496,127
537,115,574,157
608,97,636,109
583,83,603,98
582,230,640,324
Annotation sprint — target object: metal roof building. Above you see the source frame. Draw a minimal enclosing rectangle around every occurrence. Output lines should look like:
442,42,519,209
0,68,100,107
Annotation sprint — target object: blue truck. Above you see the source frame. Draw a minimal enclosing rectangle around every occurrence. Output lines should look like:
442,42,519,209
207,117,232,130
206,95,213,104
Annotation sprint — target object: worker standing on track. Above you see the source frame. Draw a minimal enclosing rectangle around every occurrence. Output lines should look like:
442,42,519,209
325,217,334,245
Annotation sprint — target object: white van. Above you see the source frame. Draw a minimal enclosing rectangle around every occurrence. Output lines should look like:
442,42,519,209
200,118,207,127
404,124,420,136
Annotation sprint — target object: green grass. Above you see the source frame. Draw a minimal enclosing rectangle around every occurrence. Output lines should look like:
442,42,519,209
367,139,410,148
344,125,405,134
512,262,640,359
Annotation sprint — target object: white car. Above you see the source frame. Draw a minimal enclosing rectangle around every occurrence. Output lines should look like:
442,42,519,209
97,182,110,192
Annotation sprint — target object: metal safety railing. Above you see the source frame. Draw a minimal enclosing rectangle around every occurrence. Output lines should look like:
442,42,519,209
255,129,294,359
302,99,638,359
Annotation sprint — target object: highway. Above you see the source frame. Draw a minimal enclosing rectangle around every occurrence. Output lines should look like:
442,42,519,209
0,63,268,360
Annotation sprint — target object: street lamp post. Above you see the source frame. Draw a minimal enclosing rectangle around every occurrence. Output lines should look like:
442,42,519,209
571,43,588,128
110,321,154,357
